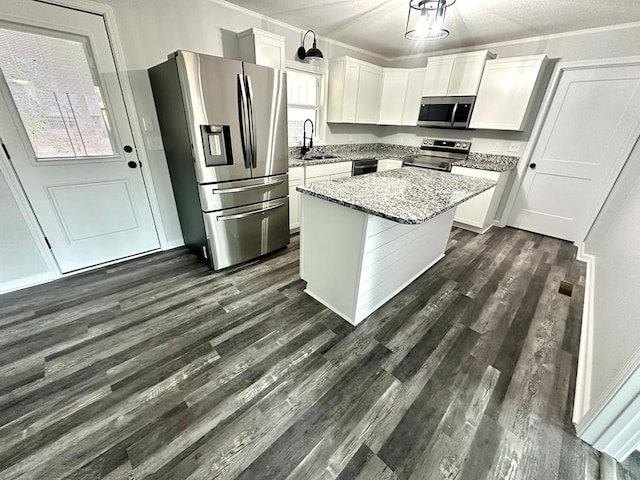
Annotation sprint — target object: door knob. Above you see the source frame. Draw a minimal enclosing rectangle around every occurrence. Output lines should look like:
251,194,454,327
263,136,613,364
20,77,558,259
127,161,138,169
529,163,537,169
124,145,133,153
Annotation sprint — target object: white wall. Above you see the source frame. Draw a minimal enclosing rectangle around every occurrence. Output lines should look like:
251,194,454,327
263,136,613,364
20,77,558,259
0,171,51,293
583,137,640,408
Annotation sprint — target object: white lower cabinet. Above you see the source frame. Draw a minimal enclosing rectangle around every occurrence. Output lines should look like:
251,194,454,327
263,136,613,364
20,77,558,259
288,166,304,231
288,162,353,232
450,166,510,233
377,159,403,171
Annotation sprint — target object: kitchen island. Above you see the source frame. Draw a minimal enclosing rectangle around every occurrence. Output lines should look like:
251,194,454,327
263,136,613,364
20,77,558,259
297,167,496,325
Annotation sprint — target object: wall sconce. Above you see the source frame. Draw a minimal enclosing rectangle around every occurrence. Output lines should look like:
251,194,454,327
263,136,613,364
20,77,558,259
297,30,324,61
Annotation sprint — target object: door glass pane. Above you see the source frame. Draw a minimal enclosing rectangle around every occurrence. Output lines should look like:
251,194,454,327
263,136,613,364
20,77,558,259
0,25,115,159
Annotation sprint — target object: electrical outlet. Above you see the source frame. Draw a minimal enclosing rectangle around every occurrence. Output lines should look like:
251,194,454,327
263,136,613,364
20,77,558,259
492,142,501,152
400,136,405,144
348,134,353,141
508,142,521,153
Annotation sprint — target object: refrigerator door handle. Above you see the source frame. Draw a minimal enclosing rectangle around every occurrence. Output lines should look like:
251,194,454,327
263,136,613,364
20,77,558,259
213,179,284,194
244,75,258,169
216,200,286,221
237,74,252,169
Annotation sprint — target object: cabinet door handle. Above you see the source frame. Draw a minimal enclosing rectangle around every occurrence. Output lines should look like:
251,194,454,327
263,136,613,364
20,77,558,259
529,163,537,169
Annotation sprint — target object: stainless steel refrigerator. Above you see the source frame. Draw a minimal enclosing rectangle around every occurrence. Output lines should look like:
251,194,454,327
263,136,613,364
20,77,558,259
149,51,289,270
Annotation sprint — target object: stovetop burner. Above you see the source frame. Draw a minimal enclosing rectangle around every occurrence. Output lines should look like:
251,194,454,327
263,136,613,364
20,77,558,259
402,137,471,172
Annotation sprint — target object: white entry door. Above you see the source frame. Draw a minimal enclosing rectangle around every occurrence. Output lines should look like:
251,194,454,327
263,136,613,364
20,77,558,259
509,63,640,242
0,1,159,273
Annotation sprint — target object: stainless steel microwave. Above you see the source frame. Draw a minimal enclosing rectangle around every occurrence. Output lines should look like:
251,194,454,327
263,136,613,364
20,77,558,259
417,96,476,129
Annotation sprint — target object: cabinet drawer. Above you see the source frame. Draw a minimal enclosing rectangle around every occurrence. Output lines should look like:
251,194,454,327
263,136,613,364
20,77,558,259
306,161,352,178
289,166,304,182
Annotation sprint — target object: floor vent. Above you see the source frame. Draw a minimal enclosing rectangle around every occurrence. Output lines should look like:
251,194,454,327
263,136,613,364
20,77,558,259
559,280,573,297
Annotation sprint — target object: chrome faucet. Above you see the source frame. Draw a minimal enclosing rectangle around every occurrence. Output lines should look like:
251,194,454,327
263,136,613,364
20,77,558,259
301,118,314,156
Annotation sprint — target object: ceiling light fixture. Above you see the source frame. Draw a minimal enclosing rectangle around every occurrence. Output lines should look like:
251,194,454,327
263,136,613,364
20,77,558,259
297,30,324,61
405,0,455,41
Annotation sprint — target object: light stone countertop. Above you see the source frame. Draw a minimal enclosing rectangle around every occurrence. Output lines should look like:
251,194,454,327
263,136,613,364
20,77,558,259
296,167,496,224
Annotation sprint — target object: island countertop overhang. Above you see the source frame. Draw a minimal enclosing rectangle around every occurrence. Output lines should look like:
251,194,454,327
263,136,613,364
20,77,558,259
296,167,497,225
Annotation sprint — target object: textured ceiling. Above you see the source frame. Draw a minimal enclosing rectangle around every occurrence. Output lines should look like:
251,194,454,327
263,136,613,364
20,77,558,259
225,0,640,58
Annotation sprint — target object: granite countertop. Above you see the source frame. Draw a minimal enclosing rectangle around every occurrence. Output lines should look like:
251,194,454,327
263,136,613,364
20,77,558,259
296,167,496,225
453,152,519,172
289,144,519,172
289,143,418,168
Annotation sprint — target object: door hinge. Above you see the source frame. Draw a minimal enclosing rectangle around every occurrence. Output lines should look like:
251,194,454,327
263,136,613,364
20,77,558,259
1,142,10,160
44,237,52,249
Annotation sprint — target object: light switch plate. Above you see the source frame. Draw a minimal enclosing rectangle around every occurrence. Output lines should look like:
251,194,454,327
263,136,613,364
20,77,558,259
508,142,521,153
493,142,501,152
141,116,154,132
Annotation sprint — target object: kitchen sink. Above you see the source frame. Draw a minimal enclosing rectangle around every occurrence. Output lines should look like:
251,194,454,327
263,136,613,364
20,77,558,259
304,154,340,160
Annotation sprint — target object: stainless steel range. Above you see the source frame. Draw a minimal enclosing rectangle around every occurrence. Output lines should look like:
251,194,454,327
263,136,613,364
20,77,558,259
402,138,471,172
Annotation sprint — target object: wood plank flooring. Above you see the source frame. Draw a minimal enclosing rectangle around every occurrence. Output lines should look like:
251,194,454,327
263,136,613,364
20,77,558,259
0,227,637,479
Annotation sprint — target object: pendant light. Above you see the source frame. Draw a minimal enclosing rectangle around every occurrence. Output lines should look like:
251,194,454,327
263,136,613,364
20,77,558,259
297,30,324,61
405,0,455,40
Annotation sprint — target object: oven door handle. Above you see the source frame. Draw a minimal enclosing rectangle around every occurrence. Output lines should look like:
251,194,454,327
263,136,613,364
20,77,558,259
216,201,286,221
212,180,284,194
450,102,459,127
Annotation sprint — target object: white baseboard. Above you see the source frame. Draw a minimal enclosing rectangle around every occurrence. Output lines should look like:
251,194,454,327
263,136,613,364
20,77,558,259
0,272,55,295
573,242,596,425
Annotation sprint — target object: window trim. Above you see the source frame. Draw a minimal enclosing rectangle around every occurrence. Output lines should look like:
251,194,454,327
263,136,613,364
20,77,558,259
285,61,327,147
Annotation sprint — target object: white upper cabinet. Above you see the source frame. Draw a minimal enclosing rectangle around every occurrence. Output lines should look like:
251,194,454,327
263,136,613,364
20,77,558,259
237,28,285,70
357,64,383,124
328,57,383,124
470,54,548,131
402,68,426,126
379,69,410,125
422,50,495,97
422,56,455,96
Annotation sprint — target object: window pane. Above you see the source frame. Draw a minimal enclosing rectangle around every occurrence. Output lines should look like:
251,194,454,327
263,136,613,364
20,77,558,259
288,107,317,140
287,70,317,106
0,26,115,159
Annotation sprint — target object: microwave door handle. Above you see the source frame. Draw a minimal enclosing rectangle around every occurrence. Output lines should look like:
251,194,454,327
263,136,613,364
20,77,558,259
450,102,459,127
244,75,257,169
237,74,251,169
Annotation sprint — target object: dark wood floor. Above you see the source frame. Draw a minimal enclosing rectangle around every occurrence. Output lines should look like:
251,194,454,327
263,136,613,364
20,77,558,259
0,227,637,479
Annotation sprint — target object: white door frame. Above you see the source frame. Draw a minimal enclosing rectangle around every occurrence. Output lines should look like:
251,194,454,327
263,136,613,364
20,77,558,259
499,55,640,244
0,0,172,282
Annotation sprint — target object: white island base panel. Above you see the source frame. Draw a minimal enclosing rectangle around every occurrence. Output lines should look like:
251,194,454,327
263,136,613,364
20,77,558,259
300,194,455,326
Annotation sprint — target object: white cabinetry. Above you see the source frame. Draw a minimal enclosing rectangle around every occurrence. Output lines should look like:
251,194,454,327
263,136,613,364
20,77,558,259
379,69,410,125
237,28,285,70
328,57,383,124
402,68,426,126
377,159,403,171
289,162,353,231
288,167,304,231
451,166,511,233
422,56,455,96
422,50,495,97
306,162,353,181
470,55,548,131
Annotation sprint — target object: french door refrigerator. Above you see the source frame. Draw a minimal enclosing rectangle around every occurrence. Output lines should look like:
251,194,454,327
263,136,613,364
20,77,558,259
149,51,289,270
